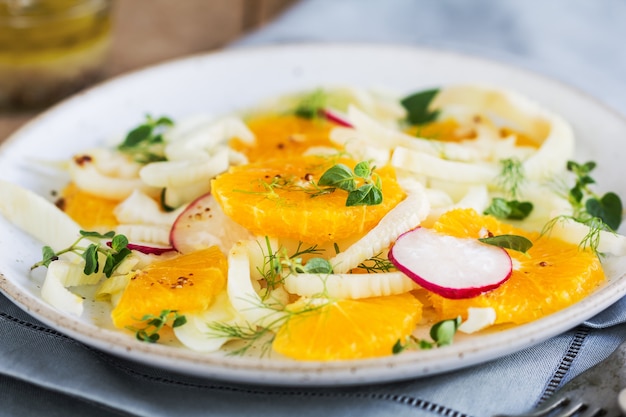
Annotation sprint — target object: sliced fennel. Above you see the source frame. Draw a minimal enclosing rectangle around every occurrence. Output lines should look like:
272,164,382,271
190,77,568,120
227,240,287,329
0,179,82,252
458,307,497,334
430,84,575,181
330,182,430,273
139,146,229,188
41,260,88,316
174,291,246,353
283,271,418,299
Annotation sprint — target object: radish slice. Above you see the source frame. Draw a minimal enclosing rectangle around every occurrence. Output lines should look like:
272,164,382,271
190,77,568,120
106,241,175,255
170,192,252,254
389,227,512,299
321,108,352,127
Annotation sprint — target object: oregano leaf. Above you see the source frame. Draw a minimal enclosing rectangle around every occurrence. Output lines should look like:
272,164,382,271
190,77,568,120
479,234,533,254
401,88,441,125
353,161,372,179
346,184,383,206
317,164,357,191
120,124,152,148
484,198,533,220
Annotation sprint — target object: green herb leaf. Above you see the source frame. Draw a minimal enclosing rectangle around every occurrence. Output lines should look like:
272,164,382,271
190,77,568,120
31,230,131,277
302,257,333,274
122,124,152,148
294,89,327,119
173,315,188,328
484,198,533,220
317,163,357,191
318,161,383,207
103,247,132,278
586,192,623,231
129,310,185,344
353,160,373,179
479,234,533,254
117,115,173,163
569,186,584,204
110,234,128,252
497,158,526,199
80,230,115,239
564,160,623,232
392,318,460,355
430,316,462,347
355,252,395,273
40,246,58,267
82,244,100,275
257,238,328,291
392,339,406,355
400,88,441,125
346,183,383,206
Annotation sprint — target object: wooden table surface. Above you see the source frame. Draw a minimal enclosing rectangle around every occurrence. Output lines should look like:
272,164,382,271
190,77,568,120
0,0,296,143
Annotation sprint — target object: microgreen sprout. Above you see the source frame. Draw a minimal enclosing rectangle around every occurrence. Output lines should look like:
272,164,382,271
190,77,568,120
393,316,462,354
117,114,173,163
129,310,187,343
484,158,534,220
31,230,132,278
541,160,623,255
257,237,331,292
565,160,622,231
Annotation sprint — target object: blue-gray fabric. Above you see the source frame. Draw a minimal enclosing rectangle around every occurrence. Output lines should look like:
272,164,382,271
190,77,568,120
2,1,626,416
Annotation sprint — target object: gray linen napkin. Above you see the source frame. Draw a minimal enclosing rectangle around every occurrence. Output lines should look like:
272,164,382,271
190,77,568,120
2,1,626,416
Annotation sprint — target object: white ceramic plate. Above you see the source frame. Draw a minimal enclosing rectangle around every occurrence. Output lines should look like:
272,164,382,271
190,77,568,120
1,44,626,386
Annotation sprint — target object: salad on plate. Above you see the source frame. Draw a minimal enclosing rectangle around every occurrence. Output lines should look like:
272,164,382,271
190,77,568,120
0,83,623,361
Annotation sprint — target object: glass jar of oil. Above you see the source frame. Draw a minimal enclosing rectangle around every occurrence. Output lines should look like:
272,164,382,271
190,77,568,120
0,0,112,110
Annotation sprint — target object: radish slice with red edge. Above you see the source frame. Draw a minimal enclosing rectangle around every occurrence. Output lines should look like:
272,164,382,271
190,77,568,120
106,241,175,255
170,192,252,254
321,108,353,127
389,227,512,299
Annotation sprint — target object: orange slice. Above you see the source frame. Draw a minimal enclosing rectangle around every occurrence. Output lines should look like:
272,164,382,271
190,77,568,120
405,117,538,148
405,118,472,142
57,182,119,231
111,246,227,328
428,209,604,324
230,114,341,162
272,293,422,360
210,156,406,243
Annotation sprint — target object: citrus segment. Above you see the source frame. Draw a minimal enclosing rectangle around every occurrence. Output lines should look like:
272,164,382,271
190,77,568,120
404,118,538,148
428,209,604,324
210,156,406,243
272,293,422,360
405,119,470,142
58,182,119,231
230,115,340,162
111,246,227,328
